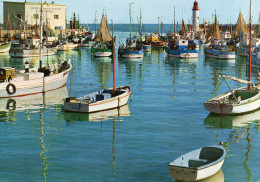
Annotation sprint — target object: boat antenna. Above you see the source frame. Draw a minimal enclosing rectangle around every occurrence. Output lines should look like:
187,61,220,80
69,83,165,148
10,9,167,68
112,19,115,92
129,2,133,39
248,0,252,90
39,0,43,69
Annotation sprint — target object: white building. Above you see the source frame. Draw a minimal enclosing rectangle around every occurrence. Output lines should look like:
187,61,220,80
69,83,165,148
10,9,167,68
3,1,66,30
192,0,200,33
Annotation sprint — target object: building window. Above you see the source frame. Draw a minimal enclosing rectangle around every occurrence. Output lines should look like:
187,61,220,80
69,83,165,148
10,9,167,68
54,15,59,19
33,14,39,19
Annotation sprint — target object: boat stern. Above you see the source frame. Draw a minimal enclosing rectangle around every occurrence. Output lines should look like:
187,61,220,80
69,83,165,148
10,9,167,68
168,165,198,181
203,102,233,114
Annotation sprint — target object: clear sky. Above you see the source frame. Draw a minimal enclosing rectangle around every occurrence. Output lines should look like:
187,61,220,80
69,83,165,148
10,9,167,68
1,0,260,24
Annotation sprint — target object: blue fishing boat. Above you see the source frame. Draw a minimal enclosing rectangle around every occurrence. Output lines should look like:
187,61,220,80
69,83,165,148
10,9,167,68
118,38,143,58
204,40,236,59
165,39,199,58
118,3,143,58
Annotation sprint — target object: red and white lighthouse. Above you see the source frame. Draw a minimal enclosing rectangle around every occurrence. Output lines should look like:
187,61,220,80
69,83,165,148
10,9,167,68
192,0,200,33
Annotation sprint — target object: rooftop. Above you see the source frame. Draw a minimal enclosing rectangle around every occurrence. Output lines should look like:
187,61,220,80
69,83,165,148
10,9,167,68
3,1,65,6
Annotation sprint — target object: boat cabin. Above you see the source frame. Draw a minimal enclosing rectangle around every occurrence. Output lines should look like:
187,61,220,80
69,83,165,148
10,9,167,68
0,67,16,82
25,38,40,49
126,38,137,48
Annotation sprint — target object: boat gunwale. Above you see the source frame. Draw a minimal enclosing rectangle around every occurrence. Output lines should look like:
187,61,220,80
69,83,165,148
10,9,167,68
168,145,226,170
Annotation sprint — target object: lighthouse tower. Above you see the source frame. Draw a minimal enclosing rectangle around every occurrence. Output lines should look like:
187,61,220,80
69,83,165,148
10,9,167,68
192,0,200,33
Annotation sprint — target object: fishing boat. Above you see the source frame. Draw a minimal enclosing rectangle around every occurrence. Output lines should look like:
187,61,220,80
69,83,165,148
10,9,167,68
64,86,131,113
64,21,131,113
91,14,113,57
0,41,12,53
81,31,95,47
204,1,258,115
168,145,226,181
0,0,72,98
118,3,143,58
118,37,143,58
204,15,235,59
165,39,199,58
9,37,58,57
251,45,260,68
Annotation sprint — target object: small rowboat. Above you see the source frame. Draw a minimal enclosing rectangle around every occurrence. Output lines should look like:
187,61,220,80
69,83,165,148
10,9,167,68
168,145,226,181
64,86,131,113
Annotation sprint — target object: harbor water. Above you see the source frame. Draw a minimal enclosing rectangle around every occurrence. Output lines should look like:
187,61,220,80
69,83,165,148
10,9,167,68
0,31,259,181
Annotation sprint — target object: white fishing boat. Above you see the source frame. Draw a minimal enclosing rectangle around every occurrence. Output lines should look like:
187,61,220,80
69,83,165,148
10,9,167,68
168,145,226,181
64,86,131,113
0,0,72,98
204,0,258,115
0,60,71,98
64,21,131,113
58,41,78,51
9,37,57,58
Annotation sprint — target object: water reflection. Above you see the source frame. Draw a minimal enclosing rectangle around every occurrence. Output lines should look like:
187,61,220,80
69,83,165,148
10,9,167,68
39,108,48,182
64,104,130,122
204,110,259,181
204,109,260,129
0,87,68,121
91,56,112,87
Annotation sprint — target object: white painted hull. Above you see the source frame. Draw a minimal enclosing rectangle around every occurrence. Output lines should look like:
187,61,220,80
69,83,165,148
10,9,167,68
169,145,226,181
0,43,11,53
169,159,224,181
64,87,131,113
0,62,72,98
92,52,112,57
58,43,78,51
121,54,143,58
204,87,260,114
9,48,57,58
168,52,199,59
205,52,236,59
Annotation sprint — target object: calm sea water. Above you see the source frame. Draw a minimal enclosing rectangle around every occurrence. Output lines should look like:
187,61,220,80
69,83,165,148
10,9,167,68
0,31,260,182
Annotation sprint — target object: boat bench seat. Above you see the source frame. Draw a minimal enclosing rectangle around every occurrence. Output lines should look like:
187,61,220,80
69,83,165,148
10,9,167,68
188,158,207,167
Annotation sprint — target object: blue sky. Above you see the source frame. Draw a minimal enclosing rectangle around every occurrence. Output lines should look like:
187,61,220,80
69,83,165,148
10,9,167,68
1,0,260,24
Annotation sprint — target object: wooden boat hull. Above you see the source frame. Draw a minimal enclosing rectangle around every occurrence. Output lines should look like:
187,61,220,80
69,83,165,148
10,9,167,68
169,159,224,181
64,86,131,113
0,62,72,98
204,87,260,114
204,48,236,59
151,41,166,47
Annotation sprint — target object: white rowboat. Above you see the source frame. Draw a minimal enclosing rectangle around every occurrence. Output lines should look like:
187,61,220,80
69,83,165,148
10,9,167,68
168,145,226,181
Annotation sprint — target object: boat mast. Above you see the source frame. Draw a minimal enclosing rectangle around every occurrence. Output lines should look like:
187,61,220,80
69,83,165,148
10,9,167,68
174,6,176,37
248,0,252,90
158,17,160,36
139,9,142,35
95,11,97,35
129,2,133,39
112,19,115,92
39,0,43,69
